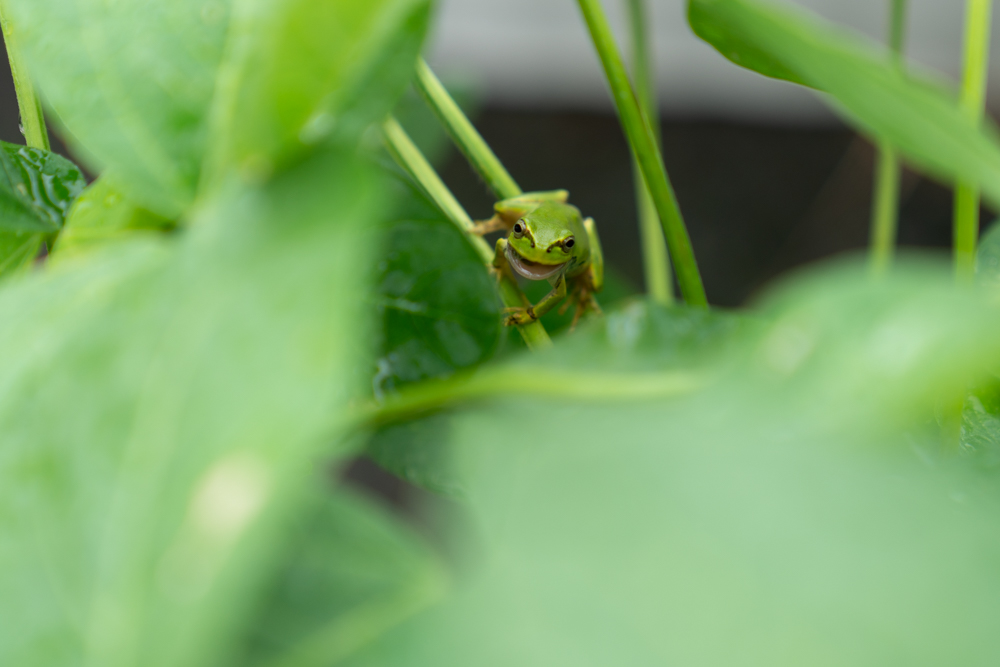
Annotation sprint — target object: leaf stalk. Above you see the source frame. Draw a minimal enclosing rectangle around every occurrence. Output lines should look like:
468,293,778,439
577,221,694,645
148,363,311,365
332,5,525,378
954,0,992,280
0,4,48,150
627,0,673,304
576,0,707,306
869,0,907,276
414,58,522,200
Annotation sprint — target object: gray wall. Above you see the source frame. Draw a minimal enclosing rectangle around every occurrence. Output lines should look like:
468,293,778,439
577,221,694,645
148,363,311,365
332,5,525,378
427,0,994,122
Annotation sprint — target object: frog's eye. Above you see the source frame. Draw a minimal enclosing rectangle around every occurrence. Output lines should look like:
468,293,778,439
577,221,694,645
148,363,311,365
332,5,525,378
512,221,526,238
563,236,575,252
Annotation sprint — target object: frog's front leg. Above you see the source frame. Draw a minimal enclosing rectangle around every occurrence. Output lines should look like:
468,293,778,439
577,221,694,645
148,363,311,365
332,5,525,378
492,238,529,306
471,215,509,236
504,273,567,326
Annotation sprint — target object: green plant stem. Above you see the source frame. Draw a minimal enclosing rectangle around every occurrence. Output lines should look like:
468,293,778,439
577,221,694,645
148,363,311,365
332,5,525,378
414,58,521,200
381,117,551,350
627,0,673,304
0,4,49,150
868,0,907,276
954,0,992,281
357,366,708,429
576,0,707,306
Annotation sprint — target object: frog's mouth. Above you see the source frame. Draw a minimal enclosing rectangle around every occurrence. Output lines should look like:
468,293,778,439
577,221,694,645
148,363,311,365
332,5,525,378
505,243,567,281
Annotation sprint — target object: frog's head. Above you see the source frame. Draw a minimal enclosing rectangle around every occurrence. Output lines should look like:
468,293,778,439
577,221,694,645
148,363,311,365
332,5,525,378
505,202,581,281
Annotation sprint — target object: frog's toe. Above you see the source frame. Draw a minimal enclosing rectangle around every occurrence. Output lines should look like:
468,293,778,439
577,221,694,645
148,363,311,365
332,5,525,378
503,306,537,326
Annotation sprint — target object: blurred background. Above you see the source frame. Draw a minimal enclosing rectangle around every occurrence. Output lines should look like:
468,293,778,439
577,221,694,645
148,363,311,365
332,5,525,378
2,0,997,306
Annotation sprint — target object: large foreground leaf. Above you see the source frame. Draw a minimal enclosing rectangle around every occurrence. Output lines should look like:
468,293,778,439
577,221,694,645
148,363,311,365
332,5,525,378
346,259,1000,666
5,0,228,216
0,147,382,667
51,174,173,260
236,488,447,667
205,0,431,186
688,0,1000,206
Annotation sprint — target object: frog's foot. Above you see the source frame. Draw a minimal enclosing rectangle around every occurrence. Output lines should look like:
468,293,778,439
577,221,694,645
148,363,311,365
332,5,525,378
568,291,601,331
558,284,584,316
471,216,508,236
503,306,537,326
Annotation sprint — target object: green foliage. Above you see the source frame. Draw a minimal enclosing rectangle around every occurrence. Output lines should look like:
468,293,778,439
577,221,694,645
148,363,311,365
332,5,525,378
5,0,1000,664
235,488,447,667
688,0,1000,206
347,261,1000,667
0,141,85,232
5,0,229,216
205,0,432,188
52,175,173,259
0,140,86,277
374,177,501,397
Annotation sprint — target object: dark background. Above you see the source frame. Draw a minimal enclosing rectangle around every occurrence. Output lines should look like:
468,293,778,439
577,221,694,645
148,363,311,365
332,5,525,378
0,39,963,308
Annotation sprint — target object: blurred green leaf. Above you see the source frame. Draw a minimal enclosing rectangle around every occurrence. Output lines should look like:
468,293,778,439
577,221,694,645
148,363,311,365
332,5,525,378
206,0,432,187
373,177,501,398
977,220,1000,289
688,0,1000,206
51,174,173,260
961,381,1000,470
366,299,745,499
346,258,1000,666
0,147,382,667
688,0,807,86
366,414,462,499
5,0,228,217
529,298,748,373
236,488,447,667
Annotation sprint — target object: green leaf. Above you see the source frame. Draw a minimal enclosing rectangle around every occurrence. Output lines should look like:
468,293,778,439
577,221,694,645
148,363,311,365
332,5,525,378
366,414,463,499
51,174,173,261
373,176,501,398
0,146,383,667
205,0,432,187
687,0,808,86
0,141,86,232
346,259,1000,666
977,219,1000,289
366,300,744,498
961,381,1000,470
236,488,447,667
0,141,87,280
5,0,229,217
687,0,1000,207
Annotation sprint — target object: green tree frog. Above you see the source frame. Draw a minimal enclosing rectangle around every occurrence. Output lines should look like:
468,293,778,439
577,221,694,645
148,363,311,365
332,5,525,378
474,190,604,327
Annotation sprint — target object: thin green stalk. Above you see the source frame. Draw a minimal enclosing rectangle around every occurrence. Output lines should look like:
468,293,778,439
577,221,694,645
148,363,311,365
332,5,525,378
627,0,673,304
868,0,907,275
381,117,551,349
0,4,48,150
576,0,707,306
356,365,708,429
954,0,992,281
414,59,521,199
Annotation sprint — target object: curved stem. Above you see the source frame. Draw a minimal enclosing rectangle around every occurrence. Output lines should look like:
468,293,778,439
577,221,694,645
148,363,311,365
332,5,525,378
0,3,49,150
357,365,708,428
868,0,907,276
576,0,707,307
954,0,992,281
381,117,551,350
414,59,521,200
628,0,673,304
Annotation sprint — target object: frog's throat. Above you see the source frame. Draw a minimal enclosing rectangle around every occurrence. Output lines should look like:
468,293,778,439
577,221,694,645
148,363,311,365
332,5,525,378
505,243,567,281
